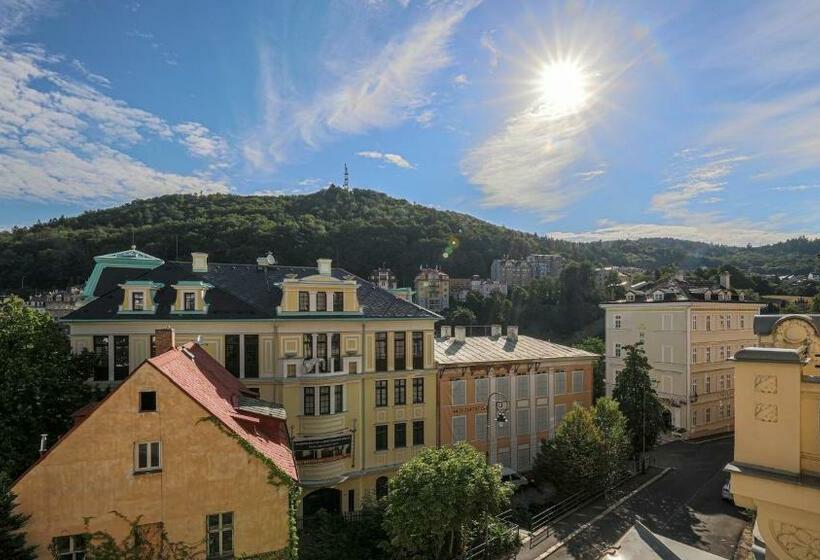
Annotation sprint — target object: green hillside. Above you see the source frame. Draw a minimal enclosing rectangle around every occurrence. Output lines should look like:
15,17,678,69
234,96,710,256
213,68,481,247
0,186,817,291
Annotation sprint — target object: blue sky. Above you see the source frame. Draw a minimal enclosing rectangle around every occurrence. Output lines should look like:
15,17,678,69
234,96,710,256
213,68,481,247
1,0,819,245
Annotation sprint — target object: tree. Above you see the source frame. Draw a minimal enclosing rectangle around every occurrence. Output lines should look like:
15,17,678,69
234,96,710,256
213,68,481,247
573,337,605,401
0,473,36,560
300,496,388,560
445,306,476,326
612,343,666,462
0,297,97,479
383,443,513,559
811,293,820,313
592,398,632,490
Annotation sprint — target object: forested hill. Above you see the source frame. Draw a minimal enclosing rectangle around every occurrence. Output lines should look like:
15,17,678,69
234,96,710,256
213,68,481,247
1,186,818,290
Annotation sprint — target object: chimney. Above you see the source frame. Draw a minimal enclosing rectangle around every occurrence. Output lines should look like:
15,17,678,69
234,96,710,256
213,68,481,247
454,326,466,342
440,325,452,338
490,324,502,337
155,328,176,354
507,326,519,340
191,252,208,272
317,258,332,276
720,270,731,290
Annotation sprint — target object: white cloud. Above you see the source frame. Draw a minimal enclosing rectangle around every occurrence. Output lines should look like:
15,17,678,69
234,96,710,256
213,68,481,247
415,109,435,127
480,30,498,68
0,0,51,38
772,183,820,192
575,168,605,181
0,42,230,205
453,73,470,86
357,150,415,169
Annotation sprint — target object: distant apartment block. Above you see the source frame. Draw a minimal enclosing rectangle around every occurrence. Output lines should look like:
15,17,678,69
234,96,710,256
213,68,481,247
27,287,83,319
414,266,450,312
451,275,508,301
435,325,597,473
526,254,564,280
370,267,397,290
490,254,564,287
601,272,764,438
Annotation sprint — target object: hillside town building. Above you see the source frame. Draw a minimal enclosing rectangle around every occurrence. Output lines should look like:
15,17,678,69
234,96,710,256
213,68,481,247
728,314,820,560
435,325,597,473
414,266,450,312
490,254,564,287
601,272,764,438
26,287,83,319
450,275,508,301
370,267,397,290
12,331,297,559
61,247,440,516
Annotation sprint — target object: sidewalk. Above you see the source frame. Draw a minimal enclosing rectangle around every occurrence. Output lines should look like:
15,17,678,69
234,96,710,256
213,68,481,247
516,467,670,560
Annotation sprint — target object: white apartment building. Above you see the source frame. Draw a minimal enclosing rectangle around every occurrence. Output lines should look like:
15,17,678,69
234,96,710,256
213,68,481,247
601,272,763,438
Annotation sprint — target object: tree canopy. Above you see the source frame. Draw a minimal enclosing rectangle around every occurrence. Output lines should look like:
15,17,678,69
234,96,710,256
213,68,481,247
0,473,36,560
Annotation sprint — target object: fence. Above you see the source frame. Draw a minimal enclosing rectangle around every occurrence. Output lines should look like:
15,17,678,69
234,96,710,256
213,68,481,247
460,510,521,560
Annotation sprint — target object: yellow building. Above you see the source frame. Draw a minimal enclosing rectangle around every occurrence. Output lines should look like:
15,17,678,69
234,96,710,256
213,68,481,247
728,314,820,560
602,272,763,438
12,331,297,559
63,247,440,515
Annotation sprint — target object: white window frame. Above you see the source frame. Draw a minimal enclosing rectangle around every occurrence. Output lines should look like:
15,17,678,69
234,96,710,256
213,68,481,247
206,512,234,559
614,344,622,358
691,315,697,330
614,314,622,329
705,375,711,394
135,441,161,473
691,347,698,364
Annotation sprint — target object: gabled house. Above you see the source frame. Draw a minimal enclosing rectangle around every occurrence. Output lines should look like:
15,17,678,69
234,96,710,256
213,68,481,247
12,328,297,559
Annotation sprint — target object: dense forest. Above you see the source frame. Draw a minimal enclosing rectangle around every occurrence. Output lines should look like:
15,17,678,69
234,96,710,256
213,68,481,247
1,186,818,291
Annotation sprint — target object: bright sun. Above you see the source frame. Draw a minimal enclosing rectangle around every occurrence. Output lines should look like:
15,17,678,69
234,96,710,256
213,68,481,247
539,61,590,116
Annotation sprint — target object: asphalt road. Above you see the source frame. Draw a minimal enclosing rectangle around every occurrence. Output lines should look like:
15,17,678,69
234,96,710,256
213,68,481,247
544,437,748,560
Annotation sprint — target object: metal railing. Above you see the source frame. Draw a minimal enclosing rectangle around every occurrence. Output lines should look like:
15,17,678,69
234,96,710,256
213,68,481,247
460,510,520,560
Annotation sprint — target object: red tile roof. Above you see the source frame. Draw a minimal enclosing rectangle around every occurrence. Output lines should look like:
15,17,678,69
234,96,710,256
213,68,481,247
148,343,296,480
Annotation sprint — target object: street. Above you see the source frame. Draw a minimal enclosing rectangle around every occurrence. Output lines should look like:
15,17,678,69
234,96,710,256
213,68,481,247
530,437,748,559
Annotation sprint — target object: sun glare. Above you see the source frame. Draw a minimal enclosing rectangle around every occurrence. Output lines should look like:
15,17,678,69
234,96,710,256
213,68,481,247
538,61,590,117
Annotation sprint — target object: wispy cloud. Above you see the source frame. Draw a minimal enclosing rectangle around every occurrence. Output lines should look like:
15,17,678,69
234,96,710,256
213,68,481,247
357,150,415,169
453,73,470,86
0,0,52,38
772,183,820,192
480,30,498,68
244,0,477,169
173,122,229,160
575,168,605,181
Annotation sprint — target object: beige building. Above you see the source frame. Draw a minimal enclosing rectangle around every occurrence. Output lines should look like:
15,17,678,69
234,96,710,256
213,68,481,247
728,314,820,560
13,332,296,559
435,325,597,472
414,266,450,312
602,273,763,438
62,247,440,516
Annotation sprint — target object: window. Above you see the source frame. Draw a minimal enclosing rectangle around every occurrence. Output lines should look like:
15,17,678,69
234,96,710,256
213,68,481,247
298,291,310,311
412,378,424,403
394,379,406,405
726,315,732,329
303,334,314,360
245,335,259,378
614,314,622,328
150,334,157,357
726,374,732,389
705,375,711,393
333,291,344,312
705,347,711,363
206,512,233,559
726,402,732,417
614,344,622,358
53,534,87,560
320,386,331,415
692,315,697,330
331,333,341,372
740,315,745,329
375,380,388,407
413,420,425,446
412,332,424,369
334,385,343,412
661,346,673,363
720,315,725,330
554,371,567,395
719,375,725,391
516,408,530,434
516,375,530,399
691,410,697,427
376,425,388,451
316,292,327,312
726,345,732,359
375,332,388,371
692,347,698,364
348,360,358,374
376,476,389,499
113,335,129,380
496,376,510,399
394,423,407,448
653,291,664,301
555,404,567,427
706,315,711,331
536,373,549,397
135,441,161,472
572,371,584,393
183,292,196,311
691,378,698,396
225,335,240,377
316,334,328,373
475,377,489,403
626,292,635,301
132,291,145,311
452,416,466,442
394,332,406,371
517,446,531,471
705,407,711,423
303,387,315,415
93,335,109,381
719,346,725,361
451,379,466,405
536,406,549,432
139,391,157,412
476,414,487,441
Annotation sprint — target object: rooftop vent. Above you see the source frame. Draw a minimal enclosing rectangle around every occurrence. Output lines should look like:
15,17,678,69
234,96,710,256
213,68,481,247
454,326,466,342
440,325,452,338
317,258,332,276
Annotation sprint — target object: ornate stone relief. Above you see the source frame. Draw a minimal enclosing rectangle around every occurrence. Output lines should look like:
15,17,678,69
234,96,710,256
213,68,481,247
754,375,778,394
770,520,820,560
754,403,778,423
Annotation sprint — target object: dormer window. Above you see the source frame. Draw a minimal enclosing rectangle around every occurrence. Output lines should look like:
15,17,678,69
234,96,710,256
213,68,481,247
170,281,212,314
333,291,344,312
183,292,196,311
316,292,327,312
653,291,664,302
704,290,712,301
118,280,163,314
626,292,635,302
299,291,310,311
132,291,145,311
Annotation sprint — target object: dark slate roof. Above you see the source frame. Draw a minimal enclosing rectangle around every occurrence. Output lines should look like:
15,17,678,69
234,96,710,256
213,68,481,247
65,261,440,321
754,314,820,336
608,277,762,304
732,347,804,364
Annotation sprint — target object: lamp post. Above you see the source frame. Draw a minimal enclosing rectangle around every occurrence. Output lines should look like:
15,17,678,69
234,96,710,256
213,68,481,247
485,392,510,464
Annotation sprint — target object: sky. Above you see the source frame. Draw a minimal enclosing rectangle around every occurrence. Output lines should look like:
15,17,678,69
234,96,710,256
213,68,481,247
0,0,819,246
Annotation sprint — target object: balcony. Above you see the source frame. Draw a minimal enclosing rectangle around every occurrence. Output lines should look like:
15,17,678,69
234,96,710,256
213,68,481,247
294,434,353,486
297,458,351,486
299,413,347,435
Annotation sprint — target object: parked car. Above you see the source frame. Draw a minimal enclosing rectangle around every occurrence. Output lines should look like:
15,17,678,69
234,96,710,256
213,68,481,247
721,480,733,502
500,467,529,491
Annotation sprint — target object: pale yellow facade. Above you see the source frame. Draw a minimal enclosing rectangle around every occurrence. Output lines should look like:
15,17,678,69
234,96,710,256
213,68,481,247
602,301,762,437
728,314,820,560
12,361,291,559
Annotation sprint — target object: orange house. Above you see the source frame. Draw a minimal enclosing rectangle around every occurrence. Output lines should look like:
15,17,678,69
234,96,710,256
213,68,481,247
435,325,597,472
13,329,297,559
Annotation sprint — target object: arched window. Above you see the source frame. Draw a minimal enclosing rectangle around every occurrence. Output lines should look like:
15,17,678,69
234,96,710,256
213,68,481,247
376,476,389,499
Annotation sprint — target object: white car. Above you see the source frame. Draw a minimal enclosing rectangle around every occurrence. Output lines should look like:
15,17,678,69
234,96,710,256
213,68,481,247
721,480,733,502
500,467,529,491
